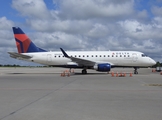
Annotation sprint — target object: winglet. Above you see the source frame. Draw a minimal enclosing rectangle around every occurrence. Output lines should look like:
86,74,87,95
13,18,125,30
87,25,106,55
60,48,70,58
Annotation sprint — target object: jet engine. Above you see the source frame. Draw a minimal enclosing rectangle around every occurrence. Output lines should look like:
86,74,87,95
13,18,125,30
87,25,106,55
94,63,111,72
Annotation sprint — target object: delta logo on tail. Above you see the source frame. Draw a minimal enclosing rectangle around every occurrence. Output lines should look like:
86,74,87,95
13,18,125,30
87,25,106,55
13,27,46,53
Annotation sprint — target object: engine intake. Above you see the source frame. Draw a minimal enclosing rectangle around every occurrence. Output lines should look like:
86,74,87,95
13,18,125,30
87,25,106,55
94,63,111,72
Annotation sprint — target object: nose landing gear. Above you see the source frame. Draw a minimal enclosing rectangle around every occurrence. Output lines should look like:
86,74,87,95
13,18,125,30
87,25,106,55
134,67,138,74
82,69,87,74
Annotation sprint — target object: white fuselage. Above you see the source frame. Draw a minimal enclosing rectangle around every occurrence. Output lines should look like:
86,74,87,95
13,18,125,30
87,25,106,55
20,51,156,68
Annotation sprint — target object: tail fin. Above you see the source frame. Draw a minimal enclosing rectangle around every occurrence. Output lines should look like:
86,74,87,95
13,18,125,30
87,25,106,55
12,27,47,53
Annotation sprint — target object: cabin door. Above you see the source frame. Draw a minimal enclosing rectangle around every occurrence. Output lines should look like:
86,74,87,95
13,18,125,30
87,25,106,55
132,53,137,62
47,54,52,64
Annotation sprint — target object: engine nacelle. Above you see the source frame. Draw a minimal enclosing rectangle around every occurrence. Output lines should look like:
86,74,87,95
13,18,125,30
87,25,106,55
94,63,111,72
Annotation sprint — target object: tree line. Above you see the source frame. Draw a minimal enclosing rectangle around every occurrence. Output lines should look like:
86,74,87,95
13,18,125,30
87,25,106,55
0,64,48,67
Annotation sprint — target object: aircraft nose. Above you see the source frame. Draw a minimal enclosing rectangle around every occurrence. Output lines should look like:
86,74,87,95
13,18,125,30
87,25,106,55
150,59,156,65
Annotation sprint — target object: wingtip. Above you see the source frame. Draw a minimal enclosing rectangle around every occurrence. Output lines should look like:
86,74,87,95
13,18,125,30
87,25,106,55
60,47,63,51
60,48,70,58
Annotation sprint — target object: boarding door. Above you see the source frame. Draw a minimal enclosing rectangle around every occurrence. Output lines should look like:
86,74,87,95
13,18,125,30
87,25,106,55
47,54,52,64
132,53,137,62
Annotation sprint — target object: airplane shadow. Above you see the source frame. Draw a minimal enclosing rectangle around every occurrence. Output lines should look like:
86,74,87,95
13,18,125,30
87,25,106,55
71,72,110,76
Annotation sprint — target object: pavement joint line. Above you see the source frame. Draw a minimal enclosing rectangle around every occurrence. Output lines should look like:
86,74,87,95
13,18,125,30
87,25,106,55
0,79,77,120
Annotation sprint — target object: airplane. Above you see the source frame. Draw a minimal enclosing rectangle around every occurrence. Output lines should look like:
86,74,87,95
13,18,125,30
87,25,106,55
8,27,156,74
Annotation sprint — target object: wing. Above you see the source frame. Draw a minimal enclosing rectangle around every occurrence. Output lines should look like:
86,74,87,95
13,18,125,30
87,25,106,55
8,52,32,59
60,48,96,66
68,56,96,66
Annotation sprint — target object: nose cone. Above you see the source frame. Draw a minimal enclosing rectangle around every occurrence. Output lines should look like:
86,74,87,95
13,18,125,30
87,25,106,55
150,58,156,66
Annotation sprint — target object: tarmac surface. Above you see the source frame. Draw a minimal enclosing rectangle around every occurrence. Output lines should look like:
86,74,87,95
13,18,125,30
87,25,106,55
0,67,162,120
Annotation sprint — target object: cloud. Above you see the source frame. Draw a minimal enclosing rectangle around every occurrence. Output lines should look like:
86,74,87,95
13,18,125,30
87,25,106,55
57,0,134,20
153,17,162,27
1,0,162,65
136,10,148,19
33,31,88,50
12,0,50,19
26,19,93,34
0,17,15,50
118,19,162,40
117,19,162,58
0,17,14,30
151,6,162,17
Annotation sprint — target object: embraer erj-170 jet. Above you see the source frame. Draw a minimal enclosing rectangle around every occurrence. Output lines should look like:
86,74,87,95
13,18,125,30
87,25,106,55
8,27,156,74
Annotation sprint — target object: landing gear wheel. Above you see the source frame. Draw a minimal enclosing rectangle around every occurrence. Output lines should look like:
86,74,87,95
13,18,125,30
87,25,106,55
134,70,138,74
82,69,87,74
134,67,138,74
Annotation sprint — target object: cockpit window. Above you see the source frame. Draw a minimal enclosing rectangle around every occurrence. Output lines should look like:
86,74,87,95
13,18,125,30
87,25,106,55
141,54,147,57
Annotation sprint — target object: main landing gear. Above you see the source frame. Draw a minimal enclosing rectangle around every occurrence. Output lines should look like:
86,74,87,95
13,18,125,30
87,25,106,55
82,69,87,74
134,67,138,74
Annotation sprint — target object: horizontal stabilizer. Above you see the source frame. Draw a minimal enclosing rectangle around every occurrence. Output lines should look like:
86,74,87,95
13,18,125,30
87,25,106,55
8,52,32,59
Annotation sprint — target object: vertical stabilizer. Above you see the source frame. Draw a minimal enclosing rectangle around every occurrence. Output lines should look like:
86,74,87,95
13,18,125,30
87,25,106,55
12,27,46,53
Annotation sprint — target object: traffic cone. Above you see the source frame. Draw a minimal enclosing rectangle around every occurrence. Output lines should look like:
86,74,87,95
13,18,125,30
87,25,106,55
152,69,156,72
130,72,132,77
123,73,126,77
67,73,70,77
111,71,114,77
116,72,118,77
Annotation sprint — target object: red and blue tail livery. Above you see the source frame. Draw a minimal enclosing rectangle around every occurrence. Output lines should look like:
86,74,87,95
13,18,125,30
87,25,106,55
13,27,46,53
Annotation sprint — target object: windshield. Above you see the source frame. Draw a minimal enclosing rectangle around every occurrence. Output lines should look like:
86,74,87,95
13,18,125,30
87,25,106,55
141,54,147,57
